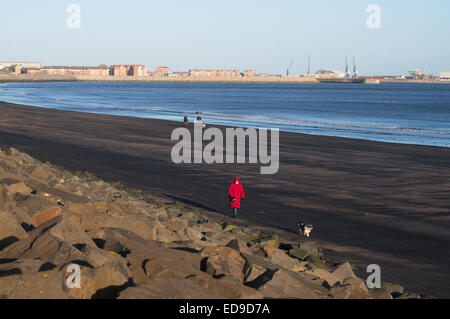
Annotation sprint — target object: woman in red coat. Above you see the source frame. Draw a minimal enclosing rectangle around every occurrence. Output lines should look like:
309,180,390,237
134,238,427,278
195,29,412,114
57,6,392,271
229,177,245,218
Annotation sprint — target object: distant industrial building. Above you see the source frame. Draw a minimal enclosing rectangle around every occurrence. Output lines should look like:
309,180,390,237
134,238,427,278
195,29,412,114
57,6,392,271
440,71,450,81
188,69,251,77
215,70,241,77
153,66,171,77
315,70,345,78
2,62,152,77
171,71,189,77
26,65,110,76
408,70,432,80
111,64,148,77
243,70,256,77
2,61,259,80
0,62,43,70
189,69,215,77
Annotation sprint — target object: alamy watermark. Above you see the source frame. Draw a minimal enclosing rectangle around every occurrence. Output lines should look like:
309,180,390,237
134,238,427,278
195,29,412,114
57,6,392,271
171,123,279,175
366,4,381,29
366,264,381,288
66,263,81,289
66,4,81,29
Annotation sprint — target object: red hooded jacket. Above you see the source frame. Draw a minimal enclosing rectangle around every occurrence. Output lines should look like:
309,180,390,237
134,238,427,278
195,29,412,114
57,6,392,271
229,177,245,209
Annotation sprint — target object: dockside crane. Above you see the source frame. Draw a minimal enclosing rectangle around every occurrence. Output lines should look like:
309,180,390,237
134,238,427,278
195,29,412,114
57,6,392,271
286,58,294,76
345,57,351,78
353,56,359,77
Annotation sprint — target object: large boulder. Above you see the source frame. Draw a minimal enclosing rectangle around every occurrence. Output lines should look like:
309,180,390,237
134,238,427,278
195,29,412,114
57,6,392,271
0,258,56,276
369,282,404,299
201,229,236,247
248,268,331,299
65,201,102,215
119,275,262,299
250,234,279,249
188,275,263,299
0,210,28,251
31,164,55,182
200,246,247,282
86,228,206,285
330,277,374,299
0,185,16,212
0,261,130,299
288,241,320,261
305,262,366,289
149,220,183,242
143,256,202,280
0,158,18,173
119,277,218,299
65,260,130,299
263,247,306,272
225,239,253,255
162,217,203,241
139,245,203,280
0,215,125,268
331,262,358,282
76,211,158,242
305,268,339,286
15,196,57,220
241,253,279,284
0,270,68,299
87,228,158,284
5,180,32,196
140,206,168,220
31,206,67,227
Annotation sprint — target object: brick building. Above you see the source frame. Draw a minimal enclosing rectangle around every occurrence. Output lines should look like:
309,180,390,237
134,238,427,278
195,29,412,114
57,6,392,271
189,69,243,77
243,70,256,77
34,65,110,76
215,70,241,77
111,65,148,77
0,62,42,70
153,66,171,77
189,69,214,77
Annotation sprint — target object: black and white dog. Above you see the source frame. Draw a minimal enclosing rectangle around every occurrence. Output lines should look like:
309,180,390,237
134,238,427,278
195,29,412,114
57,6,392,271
298,221,314,238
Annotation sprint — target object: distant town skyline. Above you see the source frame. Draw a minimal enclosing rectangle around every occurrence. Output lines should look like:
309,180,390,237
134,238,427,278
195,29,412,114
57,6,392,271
1,0,449,75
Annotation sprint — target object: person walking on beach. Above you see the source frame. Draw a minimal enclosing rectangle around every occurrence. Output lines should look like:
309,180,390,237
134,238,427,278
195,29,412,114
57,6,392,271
195,112,206,128
184,114,188,125
229,177,245,218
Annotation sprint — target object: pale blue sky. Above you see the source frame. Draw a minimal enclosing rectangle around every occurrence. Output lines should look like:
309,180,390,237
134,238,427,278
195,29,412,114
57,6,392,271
1,0,449,75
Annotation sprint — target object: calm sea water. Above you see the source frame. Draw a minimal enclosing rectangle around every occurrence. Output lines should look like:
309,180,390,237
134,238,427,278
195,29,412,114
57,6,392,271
1,81,450,147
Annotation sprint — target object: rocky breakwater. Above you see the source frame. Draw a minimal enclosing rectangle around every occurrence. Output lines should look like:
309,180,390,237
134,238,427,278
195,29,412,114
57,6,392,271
0,147,404,299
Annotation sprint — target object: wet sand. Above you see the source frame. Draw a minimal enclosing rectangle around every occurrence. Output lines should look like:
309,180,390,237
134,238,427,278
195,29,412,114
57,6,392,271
1,101,449,297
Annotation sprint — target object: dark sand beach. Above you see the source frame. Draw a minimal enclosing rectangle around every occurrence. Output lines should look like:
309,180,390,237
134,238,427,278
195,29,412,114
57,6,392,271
1,101,449,297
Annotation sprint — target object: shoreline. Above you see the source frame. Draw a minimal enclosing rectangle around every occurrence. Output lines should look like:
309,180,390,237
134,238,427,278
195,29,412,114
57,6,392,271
1,74,449,84
1,101,450,297
0,98,448,150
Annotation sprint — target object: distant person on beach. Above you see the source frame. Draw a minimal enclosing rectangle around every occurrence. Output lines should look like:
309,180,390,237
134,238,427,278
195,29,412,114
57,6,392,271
229,177,245,218
195,112,206,128
184,114,188,125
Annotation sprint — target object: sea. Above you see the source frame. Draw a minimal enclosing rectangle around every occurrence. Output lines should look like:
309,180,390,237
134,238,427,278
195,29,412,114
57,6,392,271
1,81,449,148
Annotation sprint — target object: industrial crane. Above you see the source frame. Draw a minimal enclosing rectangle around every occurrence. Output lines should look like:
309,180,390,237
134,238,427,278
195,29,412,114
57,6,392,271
345,57,351,78
286,58,294,76
353,56,359,77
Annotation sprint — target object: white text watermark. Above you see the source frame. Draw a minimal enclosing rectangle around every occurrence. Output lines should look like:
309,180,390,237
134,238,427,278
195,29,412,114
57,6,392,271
171,123,279,175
